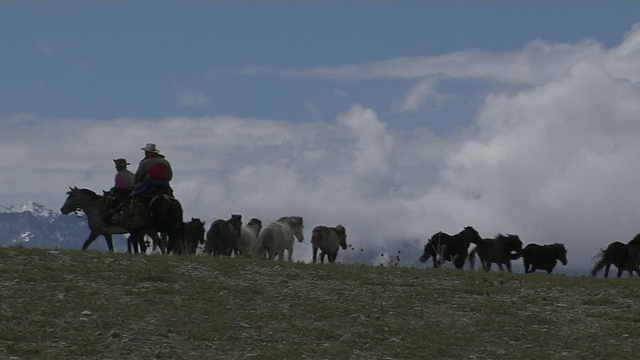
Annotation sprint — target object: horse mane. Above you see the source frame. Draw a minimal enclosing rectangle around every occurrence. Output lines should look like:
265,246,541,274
495,233,520,242
67,187,101,201
278,216,303,226
628,233,640,246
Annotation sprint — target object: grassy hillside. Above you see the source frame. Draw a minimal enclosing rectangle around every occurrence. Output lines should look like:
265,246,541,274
1,247,639,359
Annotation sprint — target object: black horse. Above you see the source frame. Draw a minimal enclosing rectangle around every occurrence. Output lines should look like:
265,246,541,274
127,194,185,255
204,214,242,256
590,234,640,278
419,226,482,269
183,218,206,255
468,234,523,272
521,243,568,274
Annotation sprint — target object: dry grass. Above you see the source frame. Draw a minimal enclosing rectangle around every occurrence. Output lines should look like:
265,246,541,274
1,247,640,359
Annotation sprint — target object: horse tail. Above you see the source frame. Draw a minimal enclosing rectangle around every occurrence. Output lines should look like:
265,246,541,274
468,247,477,270
589,249,606,277
169,199,184,233
256,227,274,259
204,220,223,255
311,227,323,246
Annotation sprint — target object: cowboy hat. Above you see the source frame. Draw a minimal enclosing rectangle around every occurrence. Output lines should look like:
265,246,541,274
141,143,161,153
113,158,130,166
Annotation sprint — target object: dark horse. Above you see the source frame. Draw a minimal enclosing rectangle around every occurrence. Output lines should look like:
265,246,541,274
468,234,523,272
183,217,206,255
127,194,185,255
60,187,163,253
419,226,482,269
590,234,640,278
204,214,242,256
521,243,568,274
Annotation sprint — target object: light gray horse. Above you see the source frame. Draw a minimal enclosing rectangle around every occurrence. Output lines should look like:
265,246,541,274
311,225,347,263
60,186,163,253
237,218,262,257
255,216,304,261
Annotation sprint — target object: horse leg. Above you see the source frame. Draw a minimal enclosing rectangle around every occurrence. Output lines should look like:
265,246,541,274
312,246,318,263
127,236,134,254
159,233,168,254
320,252,326,264
128,234,138,254
604,264,611,278
287,246,293,262
103,234,115,253
81,232,101,251
138,235,147,254
506,261,512,273
482,261,490,271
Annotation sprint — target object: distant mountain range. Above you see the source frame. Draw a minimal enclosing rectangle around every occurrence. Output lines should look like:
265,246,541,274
0,201,113,251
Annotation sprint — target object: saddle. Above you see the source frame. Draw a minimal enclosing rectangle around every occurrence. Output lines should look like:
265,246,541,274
110,184,177,229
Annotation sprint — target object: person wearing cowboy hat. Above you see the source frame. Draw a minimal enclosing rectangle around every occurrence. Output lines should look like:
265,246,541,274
104,158,135,224
112,143,174,228
132,143,173,191
113,158,135,189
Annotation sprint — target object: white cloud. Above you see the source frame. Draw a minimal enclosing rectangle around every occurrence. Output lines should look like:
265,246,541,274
179,92,212,106
395,78,452,113
244,23,640,89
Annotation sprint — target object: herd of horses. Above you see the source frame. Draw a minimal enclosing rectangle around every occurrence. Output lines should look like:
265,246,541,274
60,187,345,263
61,187,640,278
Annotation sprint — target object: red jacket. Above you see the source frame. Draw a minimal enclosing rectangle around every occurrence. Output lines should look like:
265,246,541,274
134,153,173,183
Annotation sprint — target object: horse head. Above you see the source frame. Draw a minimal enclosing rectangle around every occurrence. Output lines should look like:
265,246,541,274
245,218,263,237
554,243,568,265
502,234,523,259
60,187,100,215
334,225,347,250
229,214,243,236
60,187,80,214
280,216,304,242
461,226,482,245
419,242,431,263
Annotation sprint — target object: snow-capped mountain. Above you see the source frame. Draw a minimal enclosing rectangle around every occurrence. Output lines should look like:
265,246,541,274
0,201,111,251
0,201,59,222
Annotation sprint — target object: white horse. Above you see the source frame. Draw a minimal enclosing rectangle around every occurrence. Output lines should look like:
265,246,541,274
255,216,304,261
237,218,262,257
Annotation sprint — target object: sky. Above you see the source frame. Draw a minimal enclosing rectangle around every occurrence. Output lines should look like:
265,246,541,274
2,2,640,270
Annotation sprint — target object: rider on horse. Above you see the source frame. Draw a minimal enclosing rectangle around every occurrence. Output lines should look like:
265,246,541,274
111,143,174,228
102,158,135,222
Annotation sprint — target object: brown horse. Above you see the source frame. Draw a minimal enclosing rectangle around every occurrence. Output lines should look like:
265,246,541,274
60,187,163,253
590,234,640,278
468,234,523,272
311,225,347,263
